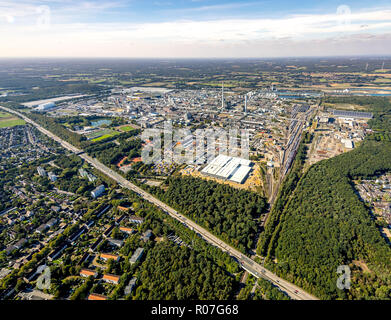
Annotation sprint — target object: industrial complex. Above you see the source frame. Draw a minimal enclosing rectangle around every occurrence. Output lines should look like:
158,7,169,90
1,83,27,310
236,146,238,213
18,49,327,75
201,155,253,184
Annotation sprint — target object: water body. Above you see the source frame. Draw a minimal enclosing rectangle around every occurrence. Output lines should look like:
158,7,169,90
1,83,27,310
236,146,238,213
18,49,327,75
277,91,323,99
348,88,391,97
353,93,391,97
279,89,391,99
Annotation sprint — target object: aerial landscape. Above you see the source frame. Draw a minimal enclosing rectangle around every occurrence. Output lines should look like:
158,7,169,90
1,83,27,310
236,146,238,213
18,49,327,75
0,0,391,310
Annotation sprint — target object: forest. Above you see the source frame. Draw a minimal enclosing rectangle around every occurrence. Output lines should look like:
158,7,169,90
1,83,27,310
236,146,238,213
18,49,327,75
28,112,86,148
0,83,104,104
262,140,391,300
257,134,310,256
85,137,142,168
133,242,236,300
151,176,267,252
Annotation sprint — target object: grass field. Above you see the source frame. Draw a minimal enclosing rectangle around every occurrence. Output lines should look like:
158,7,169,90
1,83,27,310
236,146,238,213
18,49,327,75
0,118,26,128
88,129,120,142
322,102,368,111
92,134,117,142
86,128,113,139
0,112,10,118
117,125,136,132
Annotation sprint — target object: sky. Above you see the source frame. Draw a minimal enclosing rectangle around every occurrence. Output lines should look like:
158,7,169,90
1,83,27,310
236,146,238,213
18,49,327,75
0,0,390,58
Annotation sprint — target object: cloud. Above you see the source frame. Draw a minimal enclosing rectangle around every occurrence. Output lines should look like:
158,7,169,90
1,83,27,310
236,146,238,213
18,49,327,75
161,1,259,14
0,5,390,57
0,0,126,22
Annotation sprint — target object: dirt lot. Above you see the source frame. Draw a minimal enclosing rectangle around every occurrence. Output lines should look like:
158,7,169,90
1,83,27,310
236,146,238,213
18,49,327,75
308,132,344,165
180,164,263,192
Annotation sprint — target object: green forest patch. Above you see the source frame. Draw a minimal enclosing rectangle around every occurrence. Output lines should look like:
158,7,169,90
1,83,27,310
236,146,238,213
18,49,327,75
151,176,267,252
262,140,391,300
133,242,236,300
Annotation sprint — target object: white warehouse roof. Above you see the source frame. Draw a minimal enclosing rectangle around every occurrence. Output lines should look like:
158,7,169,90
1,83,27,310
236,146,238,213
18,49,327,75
201,154,253,184
230,165,252,184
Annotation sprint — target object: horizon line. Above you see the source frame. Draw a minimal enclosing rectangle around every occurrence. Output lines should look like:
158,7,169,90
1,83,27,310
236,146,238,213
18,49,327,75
1,55,391,60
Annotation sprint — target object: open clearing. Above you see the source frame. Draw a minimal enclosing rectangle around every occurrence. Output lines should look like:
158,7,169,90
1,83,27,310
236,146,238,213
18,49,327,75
92,134,119,142
117,125,136,132
86,128,119,141
0,113,26,128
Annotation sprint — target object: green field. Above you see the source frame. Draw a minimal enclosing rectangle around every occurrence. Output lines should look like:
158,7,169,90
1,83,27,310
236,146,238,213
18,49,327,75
86,129,113,139
118,125,136,132
87,128,120,142
92,134,116,142
0,113,26,128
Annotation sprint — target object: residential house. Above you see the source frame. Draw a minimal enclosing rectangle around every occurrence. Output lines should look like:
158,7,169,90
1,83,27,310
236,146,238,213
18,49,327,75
102,274,120,285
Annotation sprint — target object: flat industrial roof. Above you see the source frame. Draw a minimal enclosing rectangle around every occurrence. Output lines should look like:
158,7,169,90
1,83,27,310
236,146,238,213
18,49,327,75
332,109,373,119
201,155,252,184
230,165,252,184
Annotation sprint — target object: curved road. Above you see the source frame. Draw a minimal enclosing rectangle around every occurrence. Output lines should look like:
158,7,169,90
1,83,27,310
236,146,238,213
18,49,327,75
1,106,318,301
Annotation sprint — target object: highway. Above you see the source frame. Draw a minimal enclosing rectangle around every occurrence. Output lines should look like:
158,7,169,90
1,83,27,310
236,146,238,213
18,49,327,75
1,106,318,301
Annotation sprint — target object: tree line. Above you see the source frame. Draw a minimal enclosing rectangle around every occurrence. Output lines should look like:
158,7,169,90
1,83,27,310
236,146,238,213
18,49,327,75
261,140,391,299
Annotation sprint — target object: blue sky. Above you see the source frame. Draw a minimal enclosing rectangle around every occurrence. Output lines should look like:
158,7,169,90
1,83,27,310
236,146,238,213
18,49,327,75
11,0,390,23
0,0,390,57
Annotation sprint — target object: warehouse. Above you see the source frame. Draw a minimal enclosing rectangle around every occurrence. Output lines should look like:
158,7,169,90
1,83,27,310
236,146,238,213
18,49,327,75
229,165,253,184
201,154,252,184
332,109,373,119
35,102,56,112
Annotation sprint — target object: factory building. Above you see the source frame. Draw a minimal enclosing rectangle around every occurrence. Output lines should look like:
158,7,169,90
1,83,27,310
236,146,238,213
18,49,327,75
35,102,56,112
332,109,373,120
341,138,354,149
201,155,253,184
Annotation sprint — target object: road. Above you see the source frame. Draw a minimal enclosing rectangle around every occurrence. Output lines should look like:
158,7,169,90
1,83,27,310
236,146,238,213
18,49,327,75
1,106,318,301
